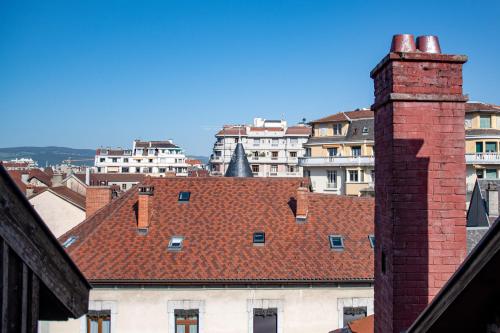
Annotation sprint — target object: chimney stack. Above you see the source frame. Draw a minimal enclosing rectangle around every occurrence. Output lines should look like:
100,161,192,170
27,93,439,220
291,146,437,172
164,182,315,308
296,186,309,222
85,186,112,218
138,185,154,230
371,34,467,333
487,183,499,218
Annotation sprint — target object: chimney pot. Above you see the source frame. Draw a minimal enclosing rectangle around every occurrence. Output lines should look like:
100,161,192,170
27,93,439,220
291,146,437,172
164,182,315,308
390,34,416,53
416,35,441,54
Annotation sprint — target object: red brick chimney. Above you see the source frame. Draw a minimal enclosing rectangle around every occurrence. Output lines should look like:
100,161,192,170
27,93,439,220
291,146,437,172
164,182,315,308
85,186,112,218
138,185,154,230
296,186,309,222
371,35,467,333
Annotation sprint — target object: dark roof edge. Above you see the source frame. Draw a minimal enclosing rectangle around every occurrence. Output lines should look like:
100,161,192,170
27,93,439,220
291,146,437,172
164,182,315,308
407,214,500,332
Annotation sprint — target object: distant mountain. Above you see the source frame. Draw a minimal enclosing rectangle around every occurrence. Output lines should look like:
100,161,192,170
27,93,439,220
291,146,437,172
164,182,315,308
187,155,209,164
0,146,95,166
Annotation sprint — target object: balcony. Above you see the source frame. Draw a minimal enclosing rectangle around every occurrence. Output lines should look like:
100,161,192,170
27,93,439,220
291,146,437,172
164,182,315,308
466,153,500,164
298,156,374,167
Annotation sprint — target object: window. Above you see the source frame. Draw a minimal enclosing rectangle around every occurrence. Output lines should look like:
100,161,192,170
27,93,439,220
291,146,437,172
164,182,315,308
111,158,118,163
368,235,375,248
486,169,497,179
348,170,359,182
327,148,338,157
168,236,184,251
288,165,296,173
290,138,298,145
253,308,277,333
320,127,328,136
135,167,140,173
327,170,337,188
121,184,127,190
159,168,166,173
99,158,105,163
477,169,484,179
480,115,492,128
252,165,260,173
351,146,361,157
333,123,342,135
253,232,265,244
253,138,260,146
329,235,344,249
62,236,78,248
270,165,278,173
87,310,111,333
476,142,483,153
362,127,369,134
149,159,153,163
343,307,367,327
289,151,297,157
124,158,129,163
272,139,279,146
271,151,278,159
305,148,311,157
122,167,129,173
253,151,259,158
175,309,199,333
179,191,191,202
486,142,497,153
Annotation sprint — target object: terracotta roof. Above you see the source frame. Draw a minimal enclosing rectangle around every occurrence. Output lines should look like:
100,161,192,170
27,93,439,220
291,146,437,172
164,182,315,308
188,170,210,177
465,102,500,113
28,169,52,186
285,126,312,135
310,109,373,124
61,178,374,283
49,187,86,210
1,161,30,169
348,315,374,333
216,127,247,136
186,159,203,166
74,173,145,185
6,170,27,193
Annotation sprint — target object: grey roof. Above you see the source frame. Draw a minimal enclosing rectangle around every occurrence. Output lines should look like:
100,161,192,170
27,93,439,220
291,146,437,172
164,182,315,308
467,227,489,254
305,118,374,145
224,143,253,178
477,179,500,224
135,141,180,149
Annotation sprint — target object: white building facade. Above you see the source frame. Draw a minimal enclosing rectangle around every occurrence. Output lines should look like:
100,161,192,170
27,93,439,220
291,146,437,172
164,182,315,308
95,140,189,176
210,118,311,177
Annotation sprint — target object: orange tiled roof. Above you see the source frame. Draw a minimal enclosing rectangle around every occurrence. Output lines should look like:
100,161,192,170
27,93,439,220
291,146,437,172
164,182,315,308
216,127,247,136
349,315,374,333
311,109,373,123
6,170,27,193
285,126,312,135
28,169,52,186
60,177,374,283
465,102,500,112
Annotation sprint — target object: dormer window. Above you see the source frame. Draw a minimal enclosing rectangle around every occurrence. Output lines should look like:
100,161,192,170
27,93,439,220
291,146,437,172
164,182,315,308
253,232,265,245
178,191,191,202
362,127,369,134
168,236,184,251
333,123,342,135
368,235,375,248
328,235,344,250
62,236,78,248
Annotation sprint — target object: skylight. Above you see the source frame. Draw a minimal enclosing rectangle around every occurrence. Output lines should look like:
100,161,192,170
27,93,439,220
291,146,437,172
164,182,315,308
253,232,265,244
362,127,369,134
62,236,78,248
368,235,375,248
168,236,184,251
178,191,191,202
328,235,344,250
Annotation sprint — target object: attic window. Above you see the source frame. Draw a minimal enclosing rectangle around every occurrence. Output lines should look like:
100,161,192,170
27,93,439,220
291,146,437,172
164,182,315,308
362,127,369,134
253,232,265,245
178,191,191,202
368,235,375,248
62,236,78,248
168,236,184,251
328,235,344,250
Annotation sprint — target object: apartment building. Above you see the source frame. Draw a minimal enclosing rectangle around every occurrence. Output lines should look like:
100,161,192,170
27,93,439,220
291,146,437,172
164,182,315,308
95,139,188,176
209,118,311,177
465,102,500,191
299,109,375,196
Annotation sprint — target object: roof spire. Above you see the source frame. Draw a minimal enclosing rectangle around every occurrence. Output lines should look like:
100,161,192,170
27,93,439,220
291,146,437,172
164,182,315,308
224,143,253,177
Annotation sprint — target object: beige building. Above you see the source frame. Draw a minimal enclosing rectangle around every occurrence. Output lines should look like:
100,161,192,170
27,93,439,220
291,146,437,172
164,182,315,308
465,102,500,192
300,109,375,196
46,176,374,333
210,118,311,177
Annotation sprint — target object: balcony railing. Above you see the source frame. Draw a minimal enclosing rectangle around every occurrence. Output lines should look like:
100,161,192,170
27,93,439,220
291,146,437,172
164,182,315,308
466,153,500,164
298,156,374,167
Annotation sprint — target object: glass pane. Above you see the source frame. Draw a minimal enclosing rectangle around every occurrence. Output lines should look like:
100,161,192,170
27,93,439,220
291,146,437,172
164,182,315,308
476,142,483,153
486,142,497,152
102,319,111,333
90,320,98,333
480,116,491,128
176,325,186,333
189,325,198,333
486,169,497,179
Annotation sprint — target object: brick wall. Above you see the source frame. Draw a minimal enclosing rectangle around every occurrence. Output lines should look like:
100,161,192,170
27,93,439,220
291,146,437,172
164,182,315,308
86,186,112,218
371,39,468,333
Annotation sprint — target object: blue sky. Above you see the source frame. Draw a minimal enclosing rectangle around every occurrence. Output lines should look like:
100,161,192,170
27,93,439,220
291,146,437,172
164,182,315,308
1,0,499,155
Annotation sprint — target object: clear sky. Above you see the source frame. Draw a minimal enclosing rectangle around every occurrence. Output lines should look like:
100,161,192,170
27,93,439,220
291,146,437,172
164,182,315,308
1,0,499,156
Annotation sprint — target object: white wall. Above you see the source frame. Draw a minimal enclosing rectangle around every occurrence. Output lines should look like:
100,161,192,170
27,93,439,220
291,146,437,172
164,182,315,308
29,191,85,238
44,286,373,333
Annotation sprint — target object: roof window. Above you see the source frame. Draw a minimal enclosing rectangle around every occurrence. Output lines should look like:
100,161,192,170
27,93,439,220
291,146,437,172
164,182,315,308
168,236,184,251
328,235,344,250
178,191,191,202
253,232,265,245
362,127,369,134
368,235,375,248
62,236,78,248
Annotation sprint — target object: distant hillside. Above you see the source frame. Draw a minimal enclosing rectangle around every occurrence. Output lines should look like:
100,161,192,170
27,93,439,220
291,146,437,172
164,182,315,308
0,146,95,166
